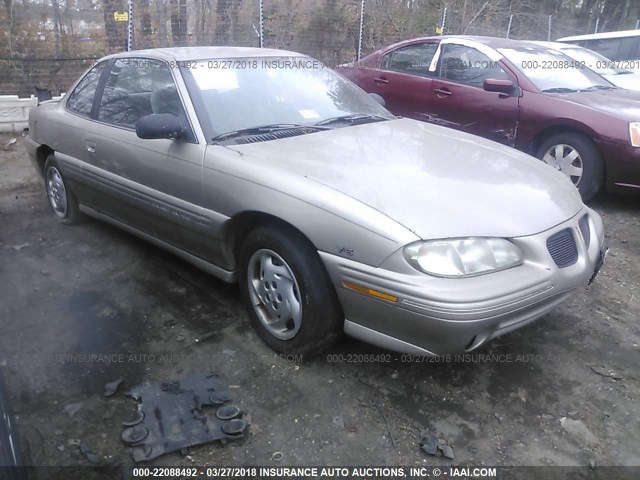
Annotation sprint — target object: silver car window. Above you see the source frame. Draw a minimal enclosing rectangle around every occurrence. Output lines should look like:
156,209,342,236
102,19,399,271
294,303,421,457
97,58,186,128
583,36,640,61
66,61,108,117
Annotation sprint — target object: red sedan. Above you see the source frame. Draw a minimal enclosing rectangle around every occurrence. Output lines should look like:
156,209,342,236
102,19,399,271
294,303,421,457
336,35,640,200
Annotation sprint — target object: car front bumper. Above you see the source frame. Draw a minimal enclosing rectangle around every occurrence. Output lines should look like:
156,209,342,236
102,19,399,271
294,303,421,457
597,139,640,193
320,207,606,356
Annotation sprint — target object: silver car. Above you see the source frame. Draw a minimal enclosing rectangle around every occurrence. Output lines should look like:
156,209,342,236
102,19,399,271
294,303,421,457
26,47,608,356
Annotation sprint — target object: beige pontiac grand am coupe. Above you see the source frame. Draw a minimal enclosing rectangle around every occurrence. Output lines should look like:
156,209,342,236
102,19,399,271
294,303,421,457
26,47,608,357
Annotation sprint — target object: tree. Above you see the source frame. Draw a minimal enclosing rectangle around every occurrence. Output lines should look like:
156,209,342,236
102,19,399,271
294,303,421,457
3,0,15,55
102,0,126,52
139,0,154,48
52,0,62,56
170,0,188,46
215,0,232,44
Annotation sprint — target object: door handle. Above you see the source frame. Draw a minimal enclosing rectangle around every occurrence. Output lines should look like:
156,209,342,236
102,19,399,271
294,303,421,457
433,87,452,96
86,142,96,154
374,77,389,85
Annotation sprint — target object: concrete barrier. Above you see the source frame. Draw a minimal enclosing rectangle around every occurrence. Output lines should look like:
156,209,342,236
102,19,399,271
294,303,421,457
0,94,64,133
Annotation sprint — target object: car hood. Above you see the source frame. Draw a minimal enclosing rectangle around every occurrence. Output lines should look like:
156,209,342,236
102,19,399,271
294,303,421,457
603,72,640,92
232,118,583,239
548,88,640,120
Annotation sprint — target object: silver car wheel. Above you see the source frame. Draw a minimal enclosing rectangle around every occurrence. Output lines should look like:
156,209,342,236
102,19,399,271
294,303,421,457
46,166,68,218
247,249,302,340
542,143,584,187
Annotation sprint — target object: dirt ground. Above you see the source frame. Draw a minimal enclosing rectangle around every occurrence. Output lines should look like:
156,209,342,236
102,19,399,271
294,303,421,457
0,133,639,472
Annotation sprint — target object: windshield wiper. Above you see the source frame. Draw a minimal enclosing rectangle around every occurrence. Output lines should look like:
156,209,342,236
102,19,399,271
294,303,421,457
541,87,578,93
212,123,308,142
580,85,616,91
315,114,390,127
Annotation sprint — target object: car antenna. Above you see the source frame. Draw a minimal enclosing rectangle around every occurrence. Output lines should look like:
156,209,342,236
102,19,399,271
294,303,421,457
215,143,245,157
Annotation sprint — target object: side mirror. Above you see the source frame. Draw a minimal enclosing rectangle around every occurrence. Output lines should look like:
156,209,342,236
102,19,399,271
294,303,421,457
135,113,186,140
483,79,516,95
369,92,386,107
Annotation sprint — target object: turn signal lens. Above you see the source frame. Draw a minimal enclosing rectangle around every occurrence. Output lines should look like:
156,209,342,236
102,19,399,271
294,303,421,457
629,122,640,147
342,281,398,302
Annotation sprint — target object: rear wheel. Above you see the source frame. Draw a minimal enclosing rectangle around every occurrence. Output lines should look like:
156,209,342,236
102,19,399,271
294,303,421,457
44,154,83,224
536,133,604,201
239,225,343,357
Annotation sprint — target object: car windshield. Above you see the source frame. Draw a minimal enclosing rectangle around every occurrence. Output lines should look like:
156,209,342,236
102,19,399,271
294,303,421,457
183,56,393,140
560,46,631,76
498,46,615,92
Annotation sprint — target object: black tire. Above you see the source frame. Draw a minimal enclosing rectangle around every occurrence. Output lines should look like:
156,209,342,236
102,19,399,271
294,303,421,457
238,225,343,357
43,154,83,224
535,133,604,201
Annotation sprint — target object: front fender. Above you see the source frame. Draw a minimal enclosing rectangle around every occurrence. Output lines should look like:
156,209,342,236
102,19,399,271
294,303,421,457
202,146,419,269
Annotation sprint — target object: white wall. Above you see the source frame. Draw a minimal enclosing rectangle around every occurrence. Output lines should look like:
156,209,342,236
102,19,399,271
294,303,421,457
0,94,64,133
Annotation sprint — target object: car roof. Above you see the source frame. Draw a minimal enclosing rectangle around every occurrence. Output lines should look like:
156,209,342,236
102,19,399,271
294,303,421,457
380,35,562,52
530,40,583,50
558,29,640,42
102,46,305,62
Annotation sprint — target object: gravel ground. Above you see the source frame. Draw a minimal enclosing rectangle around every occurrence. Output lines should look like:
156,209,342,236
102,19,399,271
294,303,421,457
0,133,639,472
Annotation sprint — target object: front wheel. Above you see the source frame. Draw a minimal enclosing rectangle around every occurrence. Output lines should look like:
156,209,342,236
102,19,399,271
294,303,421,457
238,225,343,357
536,133,604,201
44,155,83,224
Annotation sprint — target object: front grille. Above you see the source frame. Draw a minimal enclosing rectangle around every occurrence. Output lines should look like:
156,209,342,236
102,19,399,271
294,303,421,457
547,229,578,268
578,214,590,247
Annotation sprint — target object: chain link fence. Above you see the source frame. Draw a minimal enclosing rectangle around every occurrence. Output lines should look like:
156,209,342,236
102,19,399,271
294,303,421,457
1,0,639,96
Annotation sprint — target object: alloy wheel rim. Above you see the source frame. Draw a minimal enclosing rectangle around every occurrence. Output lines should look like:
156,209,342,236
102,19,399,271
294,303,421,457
46,166,68,218
542,143,584,186
247,249,302,340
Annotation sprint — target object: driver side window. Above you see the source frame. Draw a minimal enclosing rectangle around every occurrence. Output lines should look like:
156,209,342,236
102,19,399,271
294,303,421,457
438,44,510,87
97,58,187,129
66,61,108,116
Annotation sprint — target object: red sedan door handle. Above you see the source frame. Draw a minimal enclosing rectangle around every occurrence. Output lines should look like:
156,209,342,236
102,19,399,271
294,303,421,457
433,87,452,97
374,76,389,85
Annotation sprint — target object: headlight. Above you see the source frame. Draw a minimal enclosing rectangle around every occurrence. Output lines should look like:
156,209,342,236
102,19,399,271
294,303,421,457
629,122,640,147
403,237,523,277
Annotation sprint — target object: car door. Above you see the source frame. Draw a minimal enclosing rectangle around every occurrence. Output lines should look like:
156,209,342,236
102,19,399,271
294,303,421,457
428,42,520,146
360,42,439,119
82,57,213,260
53,61,110,196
